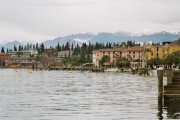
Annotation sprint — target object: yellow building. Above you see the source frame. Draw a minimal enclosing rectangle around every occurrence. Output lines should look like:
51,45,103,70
144,41,180,60
164,41,180,55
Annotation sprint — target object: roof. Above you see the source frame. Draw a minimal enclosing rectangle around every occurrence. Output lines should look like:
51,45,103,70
168,41,180,46
97,48,125,52
126,46,143,51
95,46,144,52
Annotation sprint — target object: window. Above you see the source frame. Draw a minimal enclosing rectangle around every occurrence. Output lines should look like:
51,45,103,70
157,53,158,58
157,47,159,52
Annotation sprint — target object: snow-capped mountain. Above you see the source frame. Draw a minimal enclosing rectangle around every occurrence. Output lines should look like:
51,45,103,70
0,40,24,50
1,31,180,50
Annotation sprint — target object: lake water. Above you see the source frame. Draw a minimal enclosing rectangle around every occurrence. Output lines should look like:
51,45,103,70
0,69,178,120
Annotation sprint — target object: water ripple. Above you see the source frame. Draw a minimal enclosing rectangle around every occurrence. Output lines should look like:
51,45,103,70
0,69,172,120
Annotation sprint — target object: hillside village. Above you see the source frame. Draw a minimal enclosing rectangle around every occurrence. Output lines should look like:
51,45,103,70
0,39,180,71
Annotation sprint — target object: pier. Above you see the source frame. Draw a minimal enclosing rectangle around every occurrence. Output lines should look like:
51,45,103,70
157,70,180,106
48,66,104,72
157,70,180,119
164,70,180,105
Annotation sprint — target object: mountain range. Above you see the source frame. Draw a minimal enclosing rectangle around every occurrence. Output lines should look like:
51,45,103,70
0,31,180,50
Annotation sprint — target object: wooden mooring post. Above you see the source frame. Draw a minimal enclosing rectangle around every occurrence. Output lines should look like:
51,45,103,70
167,70,173,85
157,70,163,119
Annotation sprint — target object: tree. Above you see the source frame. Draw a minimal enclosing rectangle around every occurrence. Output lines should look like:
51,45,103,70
79,54,86,63
86,54,91,63
71,43,74,50
6,49,9,53
36,43,39,49
40,43,45,53
116,57,130,68
148,58,162,66
100,55,110,66
14,45,17,51
62,44,65,51
18,45,23,51
126,40,135,47
163,51,180,66
1,47,5,53
70,55,80,65
61,57,71,65
33,44,36,49
65,42,70,50
56,43,61,52
73,44,80,55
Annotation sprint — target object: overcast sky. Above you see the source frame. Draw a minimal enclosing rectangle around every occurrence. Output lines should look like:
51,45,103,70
0,0,180,43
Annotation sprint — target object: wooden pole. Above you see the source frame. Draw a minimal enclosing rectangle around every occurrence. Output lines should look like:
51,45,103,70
157,70,163,119
167,69,173,85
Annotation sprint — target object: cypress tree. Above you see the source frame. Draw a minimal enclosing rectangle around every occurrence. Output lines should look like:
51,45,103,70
14,45,17,51
1,47,5,53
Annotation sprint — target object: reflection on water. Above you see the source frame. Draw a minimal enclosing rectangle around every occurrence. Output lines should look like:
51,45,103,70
0,69,179,120
164,103,180,119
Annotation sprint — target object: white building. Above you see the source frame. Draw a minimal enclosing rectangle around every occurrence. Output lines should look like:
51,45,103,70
8,49,38,58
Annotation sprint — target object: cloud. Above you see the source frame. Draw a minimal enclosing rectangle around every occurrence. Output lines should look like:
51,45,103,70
0,0,180,42
0,22,54,43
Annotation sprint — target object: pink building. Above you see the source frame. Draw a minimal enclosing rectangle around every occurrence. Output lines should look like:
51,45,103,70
124,46,143,61
93,46,143,67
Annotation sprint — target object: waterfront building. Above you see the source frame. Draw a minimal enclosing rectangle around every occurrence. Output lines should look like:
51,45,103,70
8,49,38,58
144,41,180,60
93,48,125,67
45,48,57,57
164,41,180,55
57,50,73,58
0,53,11,67
124,46,143,61
7,49,38,68
93,46,143,67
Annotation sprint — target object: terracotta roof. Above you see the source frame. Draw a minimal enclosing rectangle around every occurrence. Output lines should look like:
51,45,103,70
97,48,125,52
126,46,143,51
168,41,180,46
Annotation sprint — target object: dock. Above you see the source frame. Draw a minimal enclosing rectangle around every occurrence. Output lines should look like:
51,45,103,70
157,70,180,119
164,71,180,105
157,70,180,106
48,66,104,72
